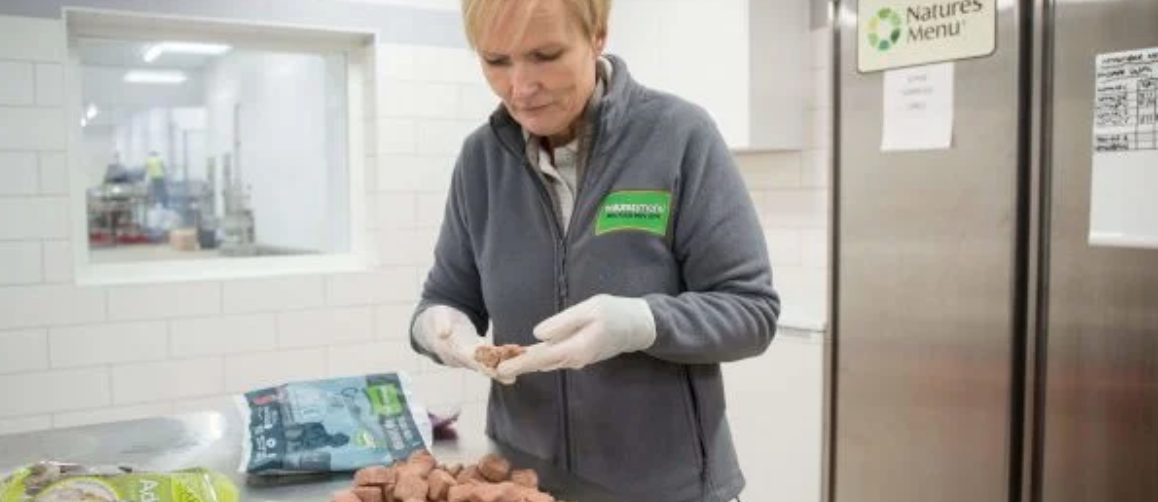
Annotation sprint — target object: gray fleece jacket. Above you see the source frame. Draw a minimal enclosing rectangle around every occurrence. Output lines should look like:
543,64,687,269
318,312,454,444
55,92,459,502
413,54,780,502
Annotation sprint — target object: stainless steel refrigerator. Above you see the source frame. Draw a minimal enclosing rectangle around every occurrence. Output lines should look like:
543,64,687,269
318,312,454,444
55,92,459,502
828,1,1158,501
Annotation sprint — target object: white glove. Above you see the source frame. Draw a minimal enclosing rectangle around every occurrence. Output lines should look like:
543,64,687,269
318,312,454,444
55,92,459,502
413,305,496,378
495,294,657,383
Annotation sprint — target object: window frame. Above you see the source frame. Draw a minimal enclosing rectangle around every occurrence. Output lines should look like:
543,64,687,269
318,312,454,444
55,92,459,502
64,8,375,285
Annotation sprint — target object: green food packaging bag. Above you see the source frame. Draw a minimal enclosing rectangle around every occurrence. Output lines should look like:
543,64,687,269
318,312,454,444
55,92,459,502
0,462,238,502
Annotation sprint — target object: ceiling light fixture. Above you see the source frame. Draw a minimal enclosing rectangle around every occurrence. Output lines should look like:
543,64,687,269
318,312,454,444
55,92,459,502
143,41,232,63
124,69,188,84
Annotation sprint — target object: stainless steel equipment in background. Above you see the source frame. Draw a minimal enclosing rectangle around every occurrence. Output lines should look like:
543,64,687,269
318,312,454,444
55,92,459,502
829,1,1158,502
220,153,256,257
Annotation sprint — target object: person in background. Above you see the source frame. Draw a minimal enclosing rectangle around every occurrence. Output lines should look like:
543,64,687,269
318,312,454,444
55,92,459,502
145,150,167,207
409,1,779,501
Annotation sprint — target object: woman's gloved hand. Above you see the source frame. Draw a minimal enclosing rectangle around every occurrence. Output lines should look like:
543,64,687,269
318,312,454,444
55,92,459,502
495,294,657,383
413,305,497,378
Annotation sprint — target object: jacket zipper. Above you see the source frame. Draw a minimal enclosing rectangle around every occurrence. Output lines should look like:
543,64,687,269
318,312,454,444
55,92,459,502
492,112,604,475
519,156,574,473
531,148,603,475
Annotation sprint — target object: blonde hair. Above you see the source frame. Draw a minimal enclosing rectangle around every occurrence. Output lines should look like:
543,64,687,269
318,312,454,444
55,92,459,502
462,0,611,48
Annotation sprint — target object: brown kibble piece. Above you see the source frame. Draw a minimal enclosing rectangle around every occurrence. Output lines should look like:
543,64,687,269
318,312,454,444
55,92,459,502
330,490,362,502
447,484,474,502
477,453,511,483
456,465,482,484
474,346,503,368
470,482,520,502
406,450,437,476
393,474,429,501
354,466,395,487
509,469,538,490
498,344,525,360
427,469,457,500
474,344,526,369
520,491,554,502
402,499,425,502
352,486,384,502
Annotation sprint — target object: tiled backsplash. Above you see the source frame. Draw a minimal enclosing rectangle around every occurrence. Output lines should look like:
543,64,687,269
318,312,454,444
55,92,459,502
735,26,832,330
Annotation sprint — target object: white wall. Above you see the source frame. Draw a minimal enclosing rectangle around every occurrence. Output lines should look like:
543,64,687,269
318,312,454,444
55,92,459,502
607,0,750,146
202,51,347,253
606,0,807,151
721,22,832,502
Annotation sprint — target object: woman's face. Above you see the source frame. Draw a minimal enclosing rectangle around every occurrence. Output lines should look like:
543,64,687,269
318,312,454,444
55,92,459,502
475,0,605,144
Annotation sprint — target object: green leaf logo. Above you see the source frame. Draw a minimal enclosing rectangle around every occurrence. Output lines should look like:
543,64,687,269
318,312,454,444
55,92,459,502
867,8,904,52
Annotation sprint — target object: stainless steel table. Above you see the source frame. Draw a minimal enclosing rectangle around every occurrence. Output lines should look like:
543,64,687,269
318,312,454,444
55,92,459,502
0,408,628,502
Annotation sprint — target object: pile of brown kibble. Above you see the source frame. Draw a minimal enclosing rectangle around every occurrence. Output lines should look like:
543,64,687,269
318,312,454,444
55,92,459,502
329,450,572,502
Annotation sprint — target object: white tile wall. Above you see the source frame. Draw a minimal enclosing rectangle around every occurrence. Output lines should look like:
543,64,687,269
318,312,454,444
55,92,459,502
376,228,437,266
170,314,277,357
415,120,475,155
0,242,44,285
412,369,466,408
379,118,418,154
41,240,73,283
223,348,327,392
0,367,110,417
459,86,499,121
0,16,64,62
170,395,233,416
0,285,106,330
0,152,38,195
0,329,48,374
0,61,34,105
112,358,224,405
277,307,374,348
0,107,66,150
34,64,63,107
0,197,69,239
737,152,802,189
376,193,419,229
38,151,68,194
375,304,416,340
416,192,448,227
107,282,221,321
376,155,455,194
52,403,174,429
49,322,168,368
327,341,421,378
222,276,326,314
325,268,420,306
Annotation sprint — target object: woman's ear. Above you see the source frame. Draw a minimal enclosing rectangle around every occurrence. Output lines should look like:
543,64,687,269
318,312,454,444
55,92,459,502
592,28,607,55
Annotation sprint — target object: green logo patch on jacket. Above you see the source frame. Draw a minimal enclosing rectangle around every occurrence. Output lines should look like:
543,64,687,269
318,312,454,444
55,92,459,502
595,190,672,236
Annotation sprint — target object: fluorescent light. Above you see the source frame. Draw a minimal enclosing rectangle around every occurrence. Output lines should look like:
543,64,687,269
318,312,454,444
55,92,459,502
143,41,231,63
143,44,165,63
85,103,99,120
80,117,87,128
124,69,187,84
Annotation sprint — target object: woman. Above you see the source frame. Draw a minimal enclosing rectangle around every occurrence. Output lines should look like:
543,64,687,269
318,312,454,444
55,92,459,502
410,0,780,501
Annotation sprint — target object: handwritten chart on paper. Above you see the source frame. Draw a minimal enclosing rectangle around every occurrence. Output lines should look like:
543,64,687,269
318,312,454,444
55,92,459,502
1090,47,1158,249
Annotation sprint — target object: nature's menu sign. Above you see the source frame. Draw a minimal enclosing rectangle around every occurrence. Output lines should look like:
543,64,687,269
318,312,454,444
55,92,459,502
858,0,997,72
